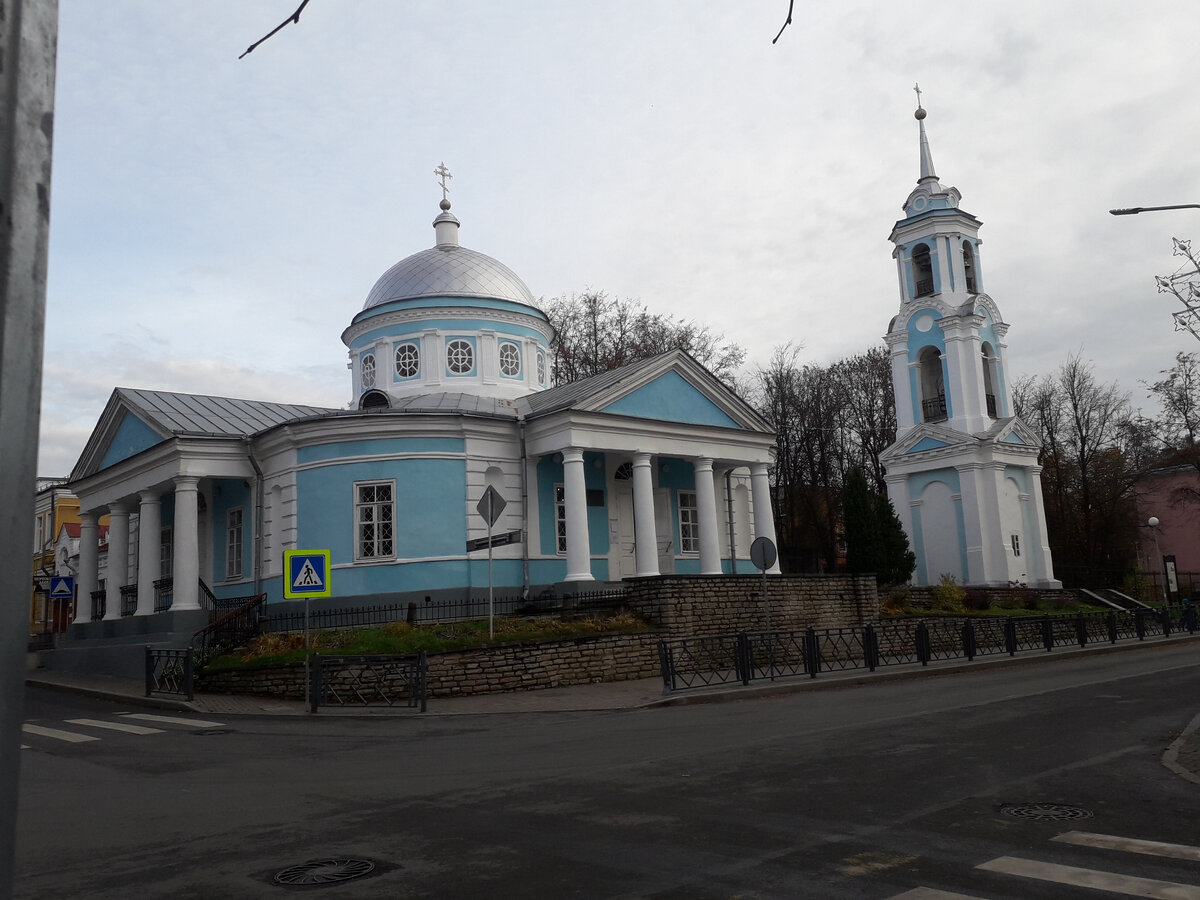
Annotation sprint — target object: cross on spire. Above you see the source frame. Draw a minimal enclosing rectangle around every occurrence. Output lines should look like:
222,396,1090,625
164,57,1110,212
434,162,452,201
913,83,923,109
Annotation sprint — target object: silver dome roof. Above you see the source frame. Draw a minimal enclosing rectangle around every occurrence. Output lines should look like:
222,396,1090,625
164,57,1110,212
362,245,538,311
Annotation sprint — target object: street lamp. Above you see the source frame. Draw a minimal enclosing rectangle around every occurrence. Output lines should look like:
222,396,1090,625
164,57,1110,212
1147,516,1168,605
1110,204,1200,216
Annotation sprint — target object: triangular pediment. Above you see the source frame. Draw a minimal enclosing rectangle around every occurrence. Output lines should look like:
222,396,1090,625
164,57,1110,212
522,350,770,432
882,422,976,462
986,415,1042,448
70,390,171,482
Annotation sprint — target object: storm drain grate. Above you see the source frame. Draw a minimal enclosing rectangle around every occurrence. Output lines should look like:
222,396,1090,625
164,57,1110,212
273,858,377,886
1000,803,1093,821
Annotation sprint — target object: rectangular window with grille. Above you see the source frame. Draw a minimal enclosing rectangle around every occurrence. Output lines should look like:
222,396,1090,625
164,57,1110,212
159,527,173,578
356,481,395,560
554,483,567,554
1011,534,1021,557
226,508,243,579
679,490,699,554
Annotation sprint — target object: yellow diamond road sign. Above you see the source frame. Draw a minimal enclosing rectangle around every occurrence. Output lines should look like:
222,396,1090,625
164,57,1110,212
283,549,332,599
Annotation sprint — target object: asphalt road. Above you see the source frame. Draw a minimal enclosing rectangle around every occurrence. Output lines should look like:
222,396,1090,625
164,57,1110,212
15,643,1200,898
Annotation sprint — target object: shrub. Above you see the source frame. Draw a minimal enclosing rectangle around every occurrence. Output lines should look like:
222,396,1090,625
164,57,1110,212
929,573,967,613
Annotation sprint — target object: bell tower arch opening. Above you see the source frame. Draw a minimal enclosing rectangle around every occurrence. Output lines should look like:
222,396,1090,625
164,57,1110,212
918,346,946,423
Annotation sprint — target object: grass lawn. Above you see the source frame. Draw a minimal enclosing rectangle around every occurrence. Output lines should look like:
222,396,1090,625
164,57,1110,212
204,611,653,670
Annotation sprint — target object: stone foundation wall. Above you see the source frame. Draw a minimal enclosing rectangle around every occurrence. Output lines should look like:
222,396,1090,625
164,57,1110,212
624,574,879,637
197,631,663,700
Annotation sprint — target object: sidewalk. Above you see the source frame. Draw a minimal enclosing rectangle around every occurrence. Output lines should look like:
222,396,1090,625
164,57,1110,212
26,629,1200,718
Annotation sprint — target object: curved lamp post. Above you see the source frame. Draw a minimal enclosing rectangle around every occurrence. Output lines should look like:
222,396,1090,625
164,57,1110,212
1110,204,1200,216
1147,516,1168,605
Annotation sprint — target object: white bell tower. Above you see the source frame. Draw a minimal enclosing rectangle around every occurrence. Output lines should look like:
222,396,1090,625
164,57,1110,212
880,90,1059,589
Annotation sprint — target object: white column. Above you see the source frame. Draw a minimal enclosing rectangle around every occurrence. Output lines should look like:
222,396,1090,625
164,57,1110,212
136,490,160,615
76,512,98,622
694,458,723,574
561,449,593,582
955,463,988,584
173,476,202,610
631,452,659,577
1027,465,1060,587
104,502,130,620
749,463,781,573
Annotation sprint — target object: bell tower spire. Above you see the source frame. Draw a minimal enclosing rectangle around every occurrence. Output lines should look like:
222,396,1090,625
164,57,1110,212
880,91,1059,591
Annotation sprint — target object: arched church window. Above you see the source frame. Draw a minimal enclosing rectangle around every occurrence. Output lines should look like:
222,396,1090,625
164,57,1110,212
361,354,376,389
963,241,978,293
918,346,947,422
360,390,390,410
614,462,633,481
912,244,934,298
447,340,474,375
499,341,521,377
537,351,546,386
981,342,998,417
395,342,419,378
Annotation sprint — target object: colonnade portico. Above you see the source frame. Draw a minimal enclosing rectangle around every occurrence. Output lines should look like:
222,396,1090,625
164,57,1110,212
74,475,207,622
557,446,781,582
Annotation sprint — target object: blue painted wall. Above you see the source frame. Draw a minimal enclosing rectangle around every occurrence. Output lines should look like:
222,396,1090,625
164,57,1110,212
348,315,551,352
100,412,163,469
602,371,739,428
297,457,467,570
210,478,252,585
298,437,464,465
349,296,551,332
535,452,609,556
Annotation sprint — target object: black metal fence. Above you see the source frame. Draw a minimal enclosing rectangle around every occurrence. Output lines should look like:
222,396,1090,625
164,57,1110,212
192,593,266,666
145,646,194,701
308,652,428,712
658,607,1199,693
262,589,628,634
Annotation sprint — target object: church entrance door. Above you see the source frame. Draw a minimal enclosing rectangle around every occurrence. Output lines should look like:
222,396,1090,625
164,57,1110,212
613,486,636,578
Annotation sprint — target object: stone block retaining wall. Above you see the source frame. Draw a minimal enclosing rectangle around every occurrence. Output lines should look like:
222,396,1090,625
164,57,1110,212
625,574,879,637
196,631,663,701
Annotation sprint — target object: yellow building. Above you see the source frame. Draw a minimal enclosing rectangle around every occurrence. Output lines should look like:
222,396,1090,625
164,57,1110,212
31,479,81,635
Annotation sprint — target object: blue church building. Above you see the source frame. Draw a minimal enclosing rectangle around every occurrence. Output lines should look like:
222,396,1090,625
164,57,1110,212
64,188,781,632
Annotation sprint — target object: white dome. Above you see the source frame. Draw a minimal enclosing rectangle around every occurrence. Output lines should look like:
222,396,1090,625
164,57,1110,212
362,244,538,310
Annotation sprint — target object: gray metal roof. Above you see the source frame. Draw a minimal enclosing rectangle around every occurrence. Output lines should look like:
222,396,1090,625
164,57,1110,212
118,388,338,438
363,245,538,310
376,392,518,418
518,354,666,418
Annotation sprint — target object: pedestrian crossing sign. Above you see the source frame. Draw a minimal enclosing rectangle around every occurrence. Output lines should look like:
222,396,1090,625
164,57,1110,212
283,549,331,599
49,576,75,599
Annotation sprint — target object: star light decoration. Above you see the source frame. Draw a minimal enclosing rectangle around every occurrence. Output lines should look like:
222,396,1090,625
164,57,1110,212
1157,237,1200,341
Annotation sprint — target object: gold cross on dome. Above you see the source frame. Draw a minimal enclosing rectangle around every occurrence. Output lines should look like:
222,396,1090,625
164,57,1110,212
434,162,452,201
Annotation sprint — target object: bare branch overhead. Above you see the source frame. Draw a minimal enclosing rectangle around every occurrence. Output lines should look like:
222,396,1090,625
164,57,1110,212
239,0,311,59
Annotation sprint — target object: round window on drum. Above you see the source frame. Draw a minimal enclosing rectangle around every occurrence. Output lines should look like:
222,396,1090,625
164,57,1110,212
395,342,419,378
447,339,474,375
499,342,521,377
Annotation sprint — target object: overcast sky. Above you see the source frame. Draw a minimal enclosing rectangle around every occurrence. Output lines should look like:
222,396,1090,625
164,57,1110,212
38,1,1200,475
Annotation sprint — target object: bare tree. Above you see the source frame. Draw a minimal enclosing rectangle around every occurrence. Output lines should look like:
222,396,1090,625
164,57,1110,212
544,291,745,386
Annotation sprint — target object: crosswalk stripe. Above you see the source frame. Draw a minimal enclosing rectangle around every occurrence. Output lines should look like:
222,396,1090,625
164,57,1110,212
977,855,1200,898
21,724,99,743
1053,830,1200,862
65,718,164,736
117,713,225,728
887,888,986,899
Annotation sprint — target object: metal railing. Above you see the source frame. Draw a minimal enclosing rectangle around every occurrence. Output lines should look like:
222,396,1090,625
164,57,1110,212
90,590,105,621
921,395,947,422
262,589,628,634
191,593,266,667
145,647,193,701
154,577,173,612
658,608,1197,693
120,584,137,617
308,652,428,712
915,277,934,297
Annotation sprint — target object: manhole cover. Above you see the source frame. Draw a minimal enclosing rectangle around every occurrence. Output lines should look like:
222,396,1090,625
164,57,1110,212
273,858,377,886
1000,803,1093,821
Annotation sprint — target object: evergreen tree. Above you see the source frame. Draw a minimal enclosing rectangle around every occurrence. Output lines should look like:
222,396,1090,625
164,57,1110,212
842,466,916,585
873,492,916,585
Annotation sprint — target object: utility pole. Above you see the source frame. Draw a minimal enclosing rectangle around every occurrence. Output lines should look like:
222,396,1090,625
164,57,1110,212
0,2,58,897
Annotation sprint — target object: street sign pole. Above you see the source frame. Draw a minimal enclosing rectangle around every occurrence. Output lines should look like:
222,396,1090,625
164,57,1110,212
487,491,494,639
